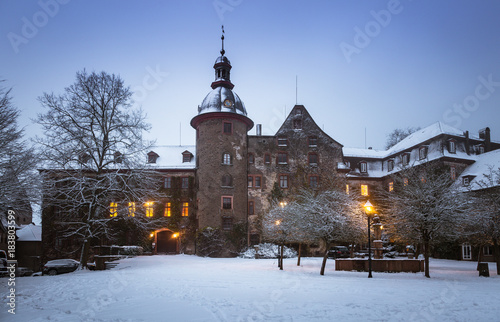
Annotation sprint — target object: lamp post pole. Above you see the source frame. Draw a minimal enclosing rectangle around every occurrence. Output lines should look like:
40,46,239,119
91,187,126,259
367,215,372,278
364,200,374,278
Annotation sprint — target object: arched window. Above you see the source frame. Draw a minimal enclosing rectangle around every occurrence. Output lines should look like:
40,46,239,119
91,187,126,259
222,174,233,187
222,153,231,165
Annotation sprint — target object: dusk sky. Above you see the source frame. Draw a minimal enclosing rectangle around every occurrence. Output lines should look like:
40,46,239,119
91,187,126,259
2,0,500,150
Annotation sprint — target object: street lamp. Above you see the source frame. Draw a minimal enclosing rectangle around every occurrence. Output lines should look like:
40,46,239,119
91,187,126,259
364,200,374,278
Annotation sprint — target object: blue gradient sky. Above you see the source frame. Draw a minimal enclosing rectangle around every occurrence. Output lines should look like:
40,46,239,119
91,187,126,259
2,0,500,150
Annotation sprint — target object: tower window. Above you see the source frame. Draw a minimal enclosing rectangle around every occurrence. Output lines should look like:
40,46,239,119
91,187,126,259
293,119,302,129
223,122,232,134
222,153,232,165
389,182,394,192
222,196,233,209
222,217,233,230
451,166,456,180
248,153,254,164
222,174,233,187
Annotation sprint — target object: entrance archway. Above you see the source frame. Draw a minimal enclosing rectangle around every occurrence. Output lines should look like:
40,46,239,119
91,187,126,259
154,229,179,254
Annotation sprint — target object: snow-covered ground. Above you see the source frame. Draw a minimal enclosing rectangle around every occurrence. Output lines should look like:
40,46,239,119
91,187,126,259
1,255,499,321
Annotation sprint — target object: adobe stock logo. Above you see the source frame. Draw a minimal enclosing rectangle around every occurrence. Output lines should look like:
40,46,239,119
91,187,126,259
340,0,411,63
443,74,500,128
213,0,243,22
7,0,71,54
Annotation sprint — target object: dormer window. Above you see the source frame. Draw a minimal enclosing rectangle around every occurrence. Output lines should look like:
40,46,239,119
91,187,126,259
463,177,470,186
419,146,428,160
296,108,302,115
147,151,159,163
277,137,287,146
360,161,367,173
388,159,394,172
79,152,91,164
345,161,351,169
448,139,456,154
402,153,410,166
478,145,485,155
182,151,193,163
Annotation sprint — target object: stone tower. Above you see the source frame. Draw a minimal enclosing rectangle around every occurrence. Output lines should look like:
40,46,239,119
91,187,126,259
191,29,253,256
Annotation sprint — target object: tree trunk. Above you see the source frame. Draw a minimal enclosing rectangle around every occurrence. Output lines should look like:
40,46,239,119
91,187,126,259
493,239,500,275
280,242,284,270
350,242,355,258
477,244,484,271
297,243,301,266
320,250,328,276
424,240,430,278
79,239,90,269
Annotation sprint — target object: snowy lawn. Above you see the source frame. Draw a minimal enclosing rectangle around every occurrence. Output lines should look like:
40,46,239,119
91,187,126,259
1,255,499,322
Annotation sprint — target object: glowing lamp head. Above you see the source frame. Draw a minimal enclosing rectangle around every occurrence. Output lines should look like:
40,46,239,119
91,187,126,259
364,200,374,215
172,233,179,238
150,233,154,238
275,220,281,226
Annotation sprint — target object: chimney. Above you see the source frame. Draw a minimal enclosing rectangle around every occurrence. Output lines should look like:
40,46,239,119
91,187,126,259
464,131,470,155
485,127,491,152
256,124,262,136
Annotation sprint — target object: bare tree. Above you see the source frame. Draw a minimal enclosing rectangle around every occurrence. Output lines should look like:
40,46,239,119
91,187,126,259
385,127,420,150
296,189,365,275
466,166,500,274
381,163,472,278
35,70,165,267
0,81,38,223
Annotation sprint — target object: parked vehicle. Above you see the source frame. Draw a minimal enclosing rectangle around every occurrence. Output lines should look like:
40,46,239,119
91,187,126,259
16,267,34,277
328,246,350,259
42,259,79,276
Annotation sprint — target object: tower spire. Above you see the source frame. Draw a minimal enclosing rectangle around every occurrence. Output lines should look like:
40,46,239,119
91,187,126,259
220,25,225,56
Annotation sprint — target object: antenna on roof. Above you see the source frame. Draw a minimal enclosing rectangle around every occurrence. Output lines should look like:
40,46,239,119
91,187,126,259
295,75,298,105
220,25,225,56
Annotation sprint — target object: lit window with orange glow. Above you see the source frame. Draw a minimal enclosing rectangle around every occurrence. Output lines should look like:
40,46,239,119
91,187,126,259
361,184,368,196
182,202,189,217
144,202,154,217
110,202,118,217
164,202,171,217
389,182,394,192
128,202,136,217
404,178,409,186
346,184,350,195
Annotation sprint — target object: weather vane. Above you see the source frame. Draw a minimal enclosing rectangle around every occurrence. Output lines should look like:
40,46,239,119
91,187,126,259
220,25,225,56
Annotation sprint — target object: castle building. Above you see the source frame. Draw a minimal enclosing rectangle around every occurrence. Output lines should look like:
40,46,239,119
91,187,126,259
41,32,500,260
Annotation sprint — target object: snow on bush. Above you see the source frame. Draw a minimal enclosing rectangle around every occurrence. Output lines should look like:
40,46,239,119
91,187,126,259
239,243,297,259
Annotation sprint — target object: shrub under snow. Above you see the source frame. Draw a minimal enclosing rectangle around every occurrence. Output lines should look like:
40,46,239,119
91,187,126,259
239,243,297,259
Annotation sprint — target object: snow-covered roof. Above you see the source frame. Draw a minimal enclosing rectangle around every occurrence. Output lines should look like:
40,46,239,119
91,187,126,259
344,122,478,160
198,86,247,116
17,224,42,242
343,147,387,159
457,149,500,191
146,145,196,170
